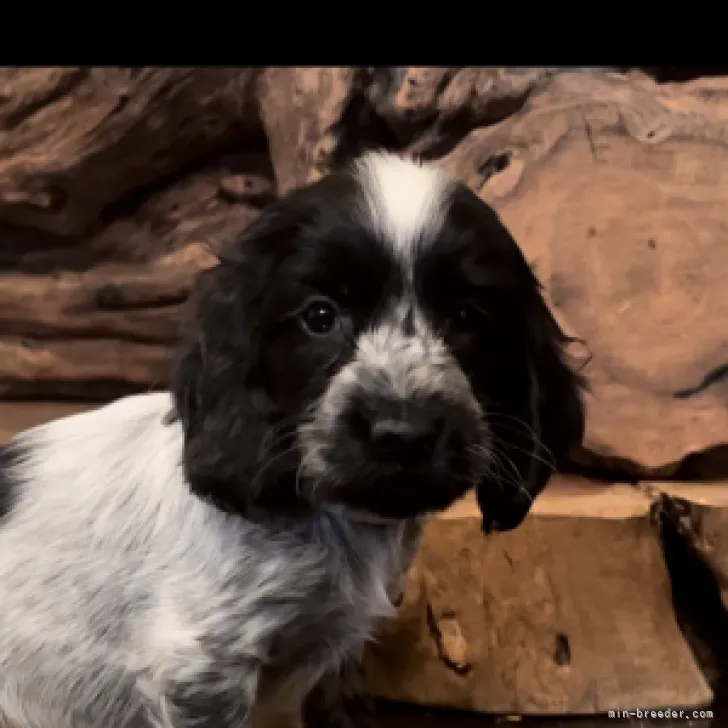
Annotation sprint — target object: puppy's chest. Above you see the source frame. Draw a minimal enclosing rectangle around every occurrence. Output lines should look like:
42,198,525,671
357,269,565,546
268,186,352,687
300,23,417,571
262,519,413,679
162,516,418,699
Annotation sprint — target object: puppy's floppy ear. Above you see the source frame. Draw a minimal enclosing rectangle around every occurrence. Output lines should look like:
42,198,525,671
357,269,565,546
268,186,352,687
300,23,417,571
171,208,291,516
477,291,586,534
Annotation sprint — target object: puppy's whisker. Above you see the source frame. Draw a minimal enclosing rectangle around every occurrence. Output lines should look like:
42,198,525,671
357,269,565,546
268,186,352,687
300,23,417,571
249,445,299,494
466,446,508,494
258,428,296,460
495,439,556,473
484,411,556,462
258,415,298,453
463,445,493,476
296,446,322,493
294,460,306,499
486,448,522,489
466,443,496,466
482,464,507,494
259,403,320,461
489,427,554,465
484,409,541,430
488,447,534,505
485,413,555,462
480,426,557,481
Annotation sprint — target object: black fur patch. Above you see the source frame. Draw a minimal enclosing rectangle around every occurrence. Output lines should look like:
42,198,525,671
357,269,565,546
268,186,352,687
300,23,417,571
303,658,372,728
0,441,22,521
419,183,586,531
162,669,252,728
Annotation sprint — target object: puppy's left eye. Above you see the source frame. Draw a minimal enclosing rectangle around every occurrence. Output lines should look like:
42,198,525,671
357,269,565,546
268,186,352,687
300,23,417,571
301,299,339,335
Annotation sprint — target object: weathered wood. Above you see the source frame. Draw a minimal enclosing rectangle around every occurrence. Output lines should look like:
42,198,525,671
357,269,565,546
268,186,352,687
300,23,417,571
0,67,726,482
0,337,170,399
364,479,713,715
434,72,728,474
0,245,216,341
0,67,261,237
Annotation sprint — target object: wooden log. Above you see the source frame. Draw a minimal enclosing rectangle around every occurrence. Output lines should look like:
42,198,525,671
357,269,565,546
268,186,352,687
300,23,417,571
0,337,171,399
0,67,261,237
0,160,261,396
434,71,728,475
364,477,713,715
0,245,216,342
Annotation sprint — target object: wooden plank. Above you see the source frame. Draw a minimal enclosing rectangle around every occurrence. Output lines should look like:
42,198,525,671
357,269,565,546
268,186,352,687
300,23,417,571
364,478,713,715
648,481,728,508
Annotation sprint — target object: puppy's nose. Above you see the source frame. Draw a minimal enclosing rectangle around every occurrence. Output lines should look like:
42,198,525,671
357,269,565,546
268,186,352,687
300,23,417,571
370,417,444,461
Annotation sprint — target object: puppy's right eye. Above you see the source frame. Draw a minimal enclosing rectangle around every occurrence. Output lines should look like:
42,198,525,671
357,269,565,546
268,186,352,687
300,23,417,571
301,299,338,335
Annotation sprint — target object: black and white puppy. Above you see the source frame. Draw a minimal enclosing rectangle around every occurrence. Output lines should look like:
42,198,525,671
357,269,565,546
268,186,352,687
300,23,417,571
0,152,585,728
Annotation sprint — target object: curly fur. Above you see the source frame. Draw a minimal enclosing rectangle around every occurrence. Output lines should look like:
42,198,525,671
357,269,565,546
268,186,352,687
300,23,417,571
0,151,585,728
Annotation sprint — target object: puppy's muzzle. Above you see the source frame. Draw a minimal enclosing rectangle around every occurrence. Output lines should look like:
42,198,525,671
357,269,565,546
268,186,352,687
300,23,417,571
370,416,444,463
355,413,446,467
344,395,470,469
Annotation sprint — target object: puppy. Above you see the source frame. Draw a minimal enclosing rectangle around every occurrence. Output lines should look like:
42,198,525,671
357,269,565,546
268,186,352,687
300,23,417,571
0,152,585,728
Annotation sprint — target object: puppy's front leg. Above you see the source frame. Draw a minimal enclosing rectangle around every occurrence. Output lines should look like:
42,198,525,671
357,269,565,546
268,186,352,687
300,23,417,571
302,658,372,728
160,665,257,728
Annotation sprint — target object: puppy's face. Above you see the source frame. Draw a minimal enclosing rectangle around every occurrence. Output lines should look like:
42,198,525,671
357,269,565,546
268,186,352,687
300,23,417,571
173,153,585,529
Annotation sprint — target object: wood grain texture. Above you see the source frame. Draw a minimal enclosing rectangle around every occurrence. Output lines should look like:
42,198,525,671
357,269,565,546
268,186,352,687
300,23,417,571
364,484,713,714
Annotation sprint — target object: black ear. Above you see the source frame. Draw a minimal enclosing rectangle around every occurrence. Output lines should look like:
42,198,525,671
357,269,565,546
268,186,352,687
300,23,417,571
170,210,290,517
476,294,586,534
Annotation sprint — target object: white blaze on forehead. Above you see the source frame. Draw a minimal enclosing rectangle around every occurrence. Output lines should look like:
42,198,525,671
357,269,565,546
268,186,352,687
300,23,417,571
353,152,451,263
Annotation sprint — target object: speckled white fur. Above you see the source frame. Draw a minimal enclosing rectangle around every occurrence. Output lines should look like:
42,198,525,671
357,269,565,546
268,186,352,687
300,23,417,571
0,392,418,728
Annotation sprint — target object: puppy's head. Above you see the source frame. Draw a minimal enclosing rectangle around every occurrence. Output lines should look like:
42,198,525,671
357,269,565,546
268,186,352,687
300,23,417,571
172,152,585,529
